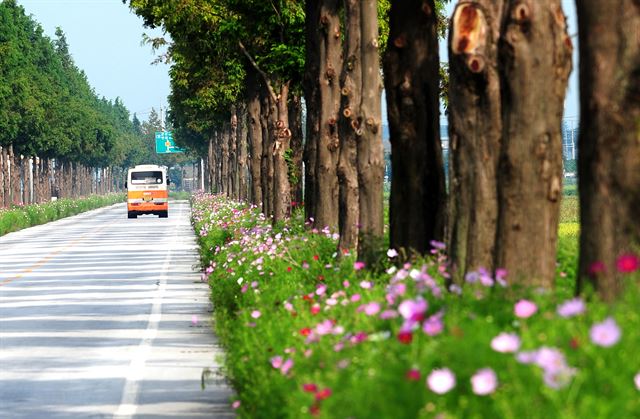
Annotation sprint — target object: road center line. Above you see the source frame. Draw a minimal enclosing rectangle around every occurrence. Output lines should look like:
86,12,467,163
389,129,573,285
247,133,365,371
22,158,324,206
113,205,183,419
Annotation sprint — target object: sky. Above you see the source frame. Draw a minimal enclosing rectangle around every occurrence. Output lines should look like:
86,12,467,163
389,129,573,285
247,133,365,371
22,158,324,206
17,0,171,122
16,0,579,124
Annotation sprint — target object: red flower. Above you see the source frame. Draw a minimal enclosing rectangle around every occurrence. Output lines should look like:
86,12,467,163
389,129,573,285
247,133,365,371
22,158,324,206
313,255,319,261
302,383,318,393
317,275,325,281
569,337,580,350
303,295,314,302
397,331,413,344
287,266,293,272
315,388,332,401
310,304,321,315
588,261,606,276
299,327,312,336
405,369,421,381
309,404,320,416
616,253,640,273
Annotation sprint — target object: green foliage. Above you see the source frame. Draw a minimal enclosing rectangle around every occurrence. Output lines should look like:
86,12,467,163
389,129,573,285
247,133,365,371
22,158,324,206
192,194,640,419
0,194,125,236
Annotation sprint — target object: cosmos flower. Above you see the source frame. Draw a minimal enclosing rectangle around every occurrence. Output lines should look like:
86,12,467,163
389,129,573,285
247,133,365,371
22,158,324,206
590,317,621,347
427,368,456,394
514,300,538,318
556,298,586,318
491,333,521,353
471,368,498,395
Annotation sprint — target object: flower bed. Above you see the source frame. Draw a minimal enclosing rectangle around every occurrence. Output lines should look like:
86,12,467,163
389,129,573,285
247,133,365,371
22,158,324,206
192,193,640,418
0,193,125,236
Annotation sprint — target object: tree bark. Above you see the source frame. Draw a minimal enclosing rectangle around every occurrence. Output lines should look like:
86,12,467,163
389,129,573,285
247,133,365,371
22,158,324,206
261,89,274,217
230,107,238,199
337,0,362,252
221,122,230,195
0,146,6,207
576,0,640,301
495,0,572,287
303,0,321,223
289,94,304,206
272,82,293,224
357,0,385,262
447,1,504,282
383,0,446,257
315,0,342,231
247,73,263,207
11,146,20,205
237,102,249,201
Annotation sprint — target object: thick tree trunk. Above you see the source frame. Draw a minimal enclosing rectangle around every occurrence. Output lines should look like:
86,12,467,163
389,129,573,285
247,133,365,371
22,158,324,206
207,136,215,193
230,107,238,199
383,0,446,257
289,95,304,206
315,0,342,231
11,146,20,205
261,90,274,218
272,82,292,224
303,0,321,223
357,0,385,262
495,0,572,287
337,0,362,252
221,122,230,195
0,146,6,207
237,103,249,201
247,74,263,207
577,0,640,301
447,1,503,282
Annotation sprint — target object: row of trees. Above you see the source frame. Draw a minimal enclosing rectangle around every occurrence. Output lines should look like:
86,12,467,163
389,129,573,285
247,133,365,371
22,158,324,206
126,0,636,301
0,1,197,206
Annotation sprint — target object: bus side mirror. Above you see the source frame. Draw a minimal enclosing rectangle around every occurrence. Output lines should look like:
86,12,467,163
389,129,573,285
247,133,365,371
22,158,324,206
167,179,171,185
125,181,128,189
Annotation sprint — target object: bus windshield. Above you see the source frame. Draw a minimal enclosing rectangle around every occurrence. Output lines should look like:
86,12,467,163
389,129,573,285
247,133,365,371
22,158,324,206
131,171,163,184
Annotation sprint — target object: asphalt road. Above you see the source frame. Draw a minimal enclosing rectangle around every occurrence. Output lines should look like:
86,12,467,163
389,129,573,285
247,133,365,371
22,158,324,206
0,201,234,419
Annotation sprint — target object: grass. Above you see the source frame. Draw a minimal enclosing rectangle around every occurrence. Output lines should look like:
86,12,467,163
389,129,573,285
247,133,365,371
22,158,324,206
0,193,125,237
192,193,640,419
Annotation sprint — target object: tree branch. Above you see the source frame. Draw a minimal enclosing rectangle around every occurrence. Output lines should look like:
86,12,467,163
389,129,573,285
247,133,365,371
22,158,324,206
238,41,278,103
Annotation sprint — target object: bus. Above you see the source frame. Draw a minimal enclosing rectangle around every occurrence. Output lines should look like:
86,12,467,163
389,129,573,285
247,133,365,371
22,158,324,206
125,164,170,218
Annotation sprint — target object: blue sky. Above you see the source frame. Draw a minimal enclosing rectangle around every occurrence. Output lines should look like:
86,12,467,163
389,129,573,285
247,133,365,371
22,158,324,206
17,0,578,123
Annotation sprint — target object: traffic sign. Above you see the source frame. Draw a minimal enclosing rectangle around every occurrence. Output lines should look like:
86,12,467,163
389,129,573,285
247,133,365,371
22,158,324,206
155,131,185,154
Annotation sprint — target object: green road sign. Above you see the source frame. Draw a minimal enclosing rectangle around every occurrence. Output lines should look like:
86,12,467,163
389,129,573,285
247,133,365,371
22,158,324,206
155,131,185,154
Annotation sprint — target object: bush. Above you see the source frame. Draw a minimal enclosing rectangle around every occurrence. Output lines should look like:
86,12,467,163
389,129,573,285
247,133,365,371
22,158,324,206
192,193,640,419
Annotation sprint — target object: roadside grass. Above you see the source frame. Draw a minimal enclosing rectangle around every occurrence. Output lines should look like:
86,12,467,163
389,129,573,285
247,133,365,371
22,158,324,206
0,193,124,237
170,190,192,200
192,193,640,419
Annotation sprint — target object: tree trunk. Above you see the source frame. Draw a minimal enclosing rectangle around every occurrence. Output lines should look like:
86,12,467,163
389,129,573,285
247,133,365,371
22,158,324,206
207,136,215,193
230,107,238,199
337,0,362,252
357,0,385,262
576,0,640,301
11,146,20,205
289,94,304,206
383,0,446,257
315,0,342,231
272,82,292,224
303,0,321,223
447,1,503,282
0,146,6,207
221,122,230,195
261,89,274,218
237,102,249,201
247,73,263,207
495,0,572,287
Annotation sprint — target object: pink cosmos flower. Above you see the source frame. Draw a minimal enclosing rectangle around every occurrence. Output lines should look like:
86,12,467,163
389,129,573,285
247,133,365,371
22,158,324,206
514,299,538,318
359,280,372,289
303,383,318,393
380,309,399,320
557,298,586,318
423,313,444,336
590,317,621,347
363,302,381,316
427,368,456,394
270,356,283,369
350,294,361,302
491,333,521,353
232,400,241,409
316,284,327,296
634,372,640,391
354,261,366,271
398,298,428,321
387,248,399,258
280,358,294,375
471,368,498,395
616,253,640,273
250,310,261,319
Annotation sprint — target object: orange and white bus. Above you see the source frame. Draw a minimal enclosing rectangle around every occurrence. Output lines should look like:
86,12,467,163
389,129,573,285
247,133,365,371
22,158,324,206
125,165,170,218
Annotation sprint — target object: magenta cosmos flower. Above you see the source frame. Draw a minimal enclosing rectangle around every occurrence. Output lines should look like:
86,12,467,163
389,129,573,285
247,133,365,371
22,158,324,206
426,368,456,394
590,317,621,347
616,253,640,273
471,368,498,395
514,299,538,318
353,261,366,271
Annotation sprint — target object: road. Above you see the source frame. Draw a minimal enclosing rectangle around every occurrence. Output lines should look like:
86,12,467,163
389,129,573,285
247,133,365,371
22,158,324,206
0,201,234,419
